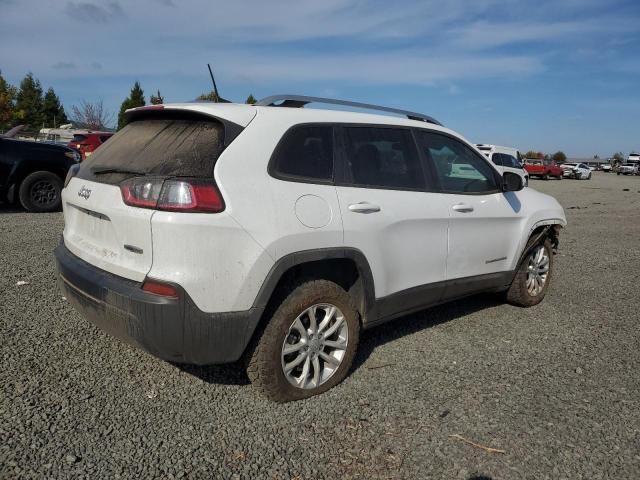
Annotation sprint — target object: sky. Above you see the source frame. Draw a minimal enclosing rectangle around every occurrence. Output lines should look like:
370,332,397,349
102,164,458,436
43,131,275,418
1,0,639,157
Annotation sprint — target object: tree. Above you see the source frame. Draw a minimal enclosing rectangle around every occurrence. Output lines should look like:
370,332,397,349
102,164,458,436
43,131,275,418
593,154,600,160
524,150,538,159
245,94,257,104
613,152,625,165
0,71,17,131
71,99,114,130
150,89,164,105
197,90,221,102
43,87,68,127
117,81,145,130
14,73,44,131
552,151,567,163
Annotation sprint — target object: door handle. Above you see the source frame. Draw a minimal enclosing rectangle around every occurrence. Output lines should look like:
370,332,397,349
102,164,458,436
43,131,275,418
452,203,474,213
348,202,381,214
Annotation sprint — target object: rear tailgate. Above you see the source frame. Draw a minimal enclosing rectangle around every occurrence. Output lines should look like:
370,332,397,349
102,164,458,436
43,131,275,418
61,105,254,282
62,177,155,281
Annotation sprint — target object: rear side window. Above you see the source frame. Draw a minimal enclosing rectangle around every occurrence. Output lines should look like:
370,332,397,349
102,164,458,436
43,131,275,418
72,134,87,143
491,153,503,166
416,131,499,194
271,125,334,182
342,127,424,190
79,117,224,181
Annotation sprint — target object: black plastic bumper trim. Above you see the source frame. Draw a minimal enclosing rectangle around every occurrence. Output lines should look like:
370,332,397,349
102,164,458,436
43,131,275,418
54,241,259,365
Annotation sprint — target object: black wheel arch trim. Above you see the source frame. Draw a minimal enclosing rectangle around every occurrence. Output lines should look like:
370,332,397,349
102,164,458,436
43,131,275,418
249,247,377,323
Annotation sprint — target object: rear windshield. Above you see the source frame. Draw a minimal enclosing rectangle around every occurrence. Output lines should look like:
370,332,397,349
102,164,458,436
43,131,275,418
79,117,224,183
72,134,88,142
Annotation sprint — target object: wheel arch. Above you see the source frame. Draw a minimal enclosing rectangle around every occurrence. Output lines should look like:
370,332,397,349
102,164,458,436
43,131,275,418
244,248,376,355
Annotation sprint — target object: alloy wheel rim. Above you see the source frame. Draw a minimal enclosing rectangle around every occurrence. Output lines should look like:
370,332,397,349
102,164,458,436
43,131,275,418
31,181,57,206
526,245,549,296
281,303,348,390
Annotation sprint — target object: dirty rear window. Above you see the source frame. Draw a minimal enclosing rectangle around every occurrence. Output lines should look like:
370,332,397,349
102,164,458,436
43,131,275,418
79,117,224,183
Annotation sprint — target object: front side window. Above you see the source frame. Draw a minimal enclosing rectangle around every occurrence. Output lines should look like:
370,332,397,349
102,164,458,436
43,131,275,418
271,125,333,182
503,154,521,169
416,131,499,194
491,153,503,166
342,127,425,190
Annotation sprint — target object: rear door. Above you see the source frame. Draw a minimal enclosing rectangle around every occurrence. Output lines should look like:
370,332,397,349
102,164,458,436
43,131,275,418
63,113,230,281
415,130,523,292
335,125,449,316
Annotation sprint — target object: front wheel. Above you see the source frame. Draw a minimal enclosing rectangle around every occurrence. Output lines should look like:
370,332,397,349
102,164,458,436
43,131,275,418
542,173,549,180
18,171,63,212
506,240,553,307
246,280,360,402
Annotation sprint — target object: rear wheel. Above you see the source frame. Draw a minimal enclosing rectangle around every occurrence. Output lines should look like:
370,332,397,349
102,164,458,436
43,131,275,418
18,171,62,212
246,280,360,402
542,173,549,180
506,239,553,307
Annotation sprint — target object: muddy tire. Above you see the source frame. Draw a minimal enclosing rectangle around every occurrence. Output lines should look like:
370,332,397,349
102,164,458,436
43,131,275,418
18,171,62,212
246,280,360,402
506,239,554,307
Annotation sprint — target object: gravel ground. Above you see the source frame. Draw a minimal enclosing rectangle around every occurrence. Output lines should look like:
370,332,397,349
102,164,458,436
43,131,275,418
1,173,640,479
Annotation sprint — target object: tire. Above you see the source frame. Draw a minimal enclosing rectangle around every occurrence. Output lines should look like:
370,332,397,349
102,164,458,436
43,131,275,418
617,172,621,175
18,171,62,212
506,239,553,307
542,173,549,180
557,174,563,180
246,280,360,402
587,173,592,180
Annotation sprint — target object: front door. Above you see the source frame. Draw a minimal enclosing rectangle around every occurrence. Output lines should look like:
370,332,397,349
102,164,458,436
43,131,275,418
414,130,522,297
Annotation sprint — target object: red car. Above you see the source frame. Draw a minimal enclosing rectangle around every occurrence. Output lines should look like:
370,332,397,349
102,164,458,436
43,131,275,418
524,160,563,180
68,132,113,160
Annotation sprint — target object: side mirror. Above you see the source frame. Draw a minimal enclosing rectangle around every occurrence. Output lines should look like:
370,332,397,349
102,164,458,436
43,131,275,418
502,172,524,192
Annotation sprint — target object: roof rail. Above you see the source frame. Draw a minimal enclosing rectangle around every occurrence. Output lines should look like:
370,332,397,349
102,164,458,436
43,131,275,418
255,94,442,126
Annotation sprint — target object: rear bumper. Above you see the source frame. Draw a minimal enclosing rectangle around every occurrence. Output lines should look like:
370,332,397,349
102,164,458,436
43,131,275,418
54,241,260,365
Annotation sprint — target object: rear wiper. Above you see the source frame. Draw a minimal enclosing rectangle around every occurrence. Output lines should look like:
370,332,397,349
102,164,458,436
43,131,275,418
91,166,146,176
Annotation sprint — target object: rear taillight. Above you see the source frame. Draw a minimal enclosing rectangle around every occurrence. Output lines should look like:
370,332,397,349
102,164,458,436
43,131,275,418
120,177,225,213
142,279,178,298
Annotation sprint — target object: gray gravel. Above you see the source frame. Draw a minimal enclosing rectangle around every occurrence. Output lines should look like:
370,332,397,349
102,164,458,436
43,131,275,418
2,173,640,479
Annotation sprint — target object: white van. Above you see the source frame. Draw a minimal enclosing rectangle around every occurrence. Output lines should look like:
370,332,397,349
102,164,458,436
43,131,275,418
476,144,528,186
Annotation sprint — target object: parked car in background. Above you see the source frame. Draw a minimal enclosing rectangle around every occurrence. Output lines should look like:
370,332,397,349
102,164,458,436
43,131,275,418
55,95,567,402
475,144,529,186
0,132,80,211
524,159,563,180
68,132,113,160
628,153,640,163
562,163,592,179
601,164,612,172
617,163,639,175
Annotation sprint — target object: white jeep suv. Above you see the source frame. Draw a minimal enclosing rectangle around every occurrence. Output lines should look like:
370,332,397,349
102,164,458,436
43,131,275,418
55,95,566,402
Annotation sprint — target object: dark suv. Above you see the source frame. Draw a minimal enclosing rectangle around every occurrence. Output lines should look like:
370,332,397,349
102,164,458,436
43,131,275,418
0,135,80,212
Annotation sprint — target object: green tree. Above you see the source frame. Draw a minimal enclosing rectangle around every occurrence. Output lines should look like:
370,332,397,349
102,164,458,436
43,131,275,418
149,89,164,105
43,87,68,127
552,151,567,163
117,81,145,130
0,71,17,131
14,73,44,131
524,150,538,159
245,94,257,104
197,90,221,102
